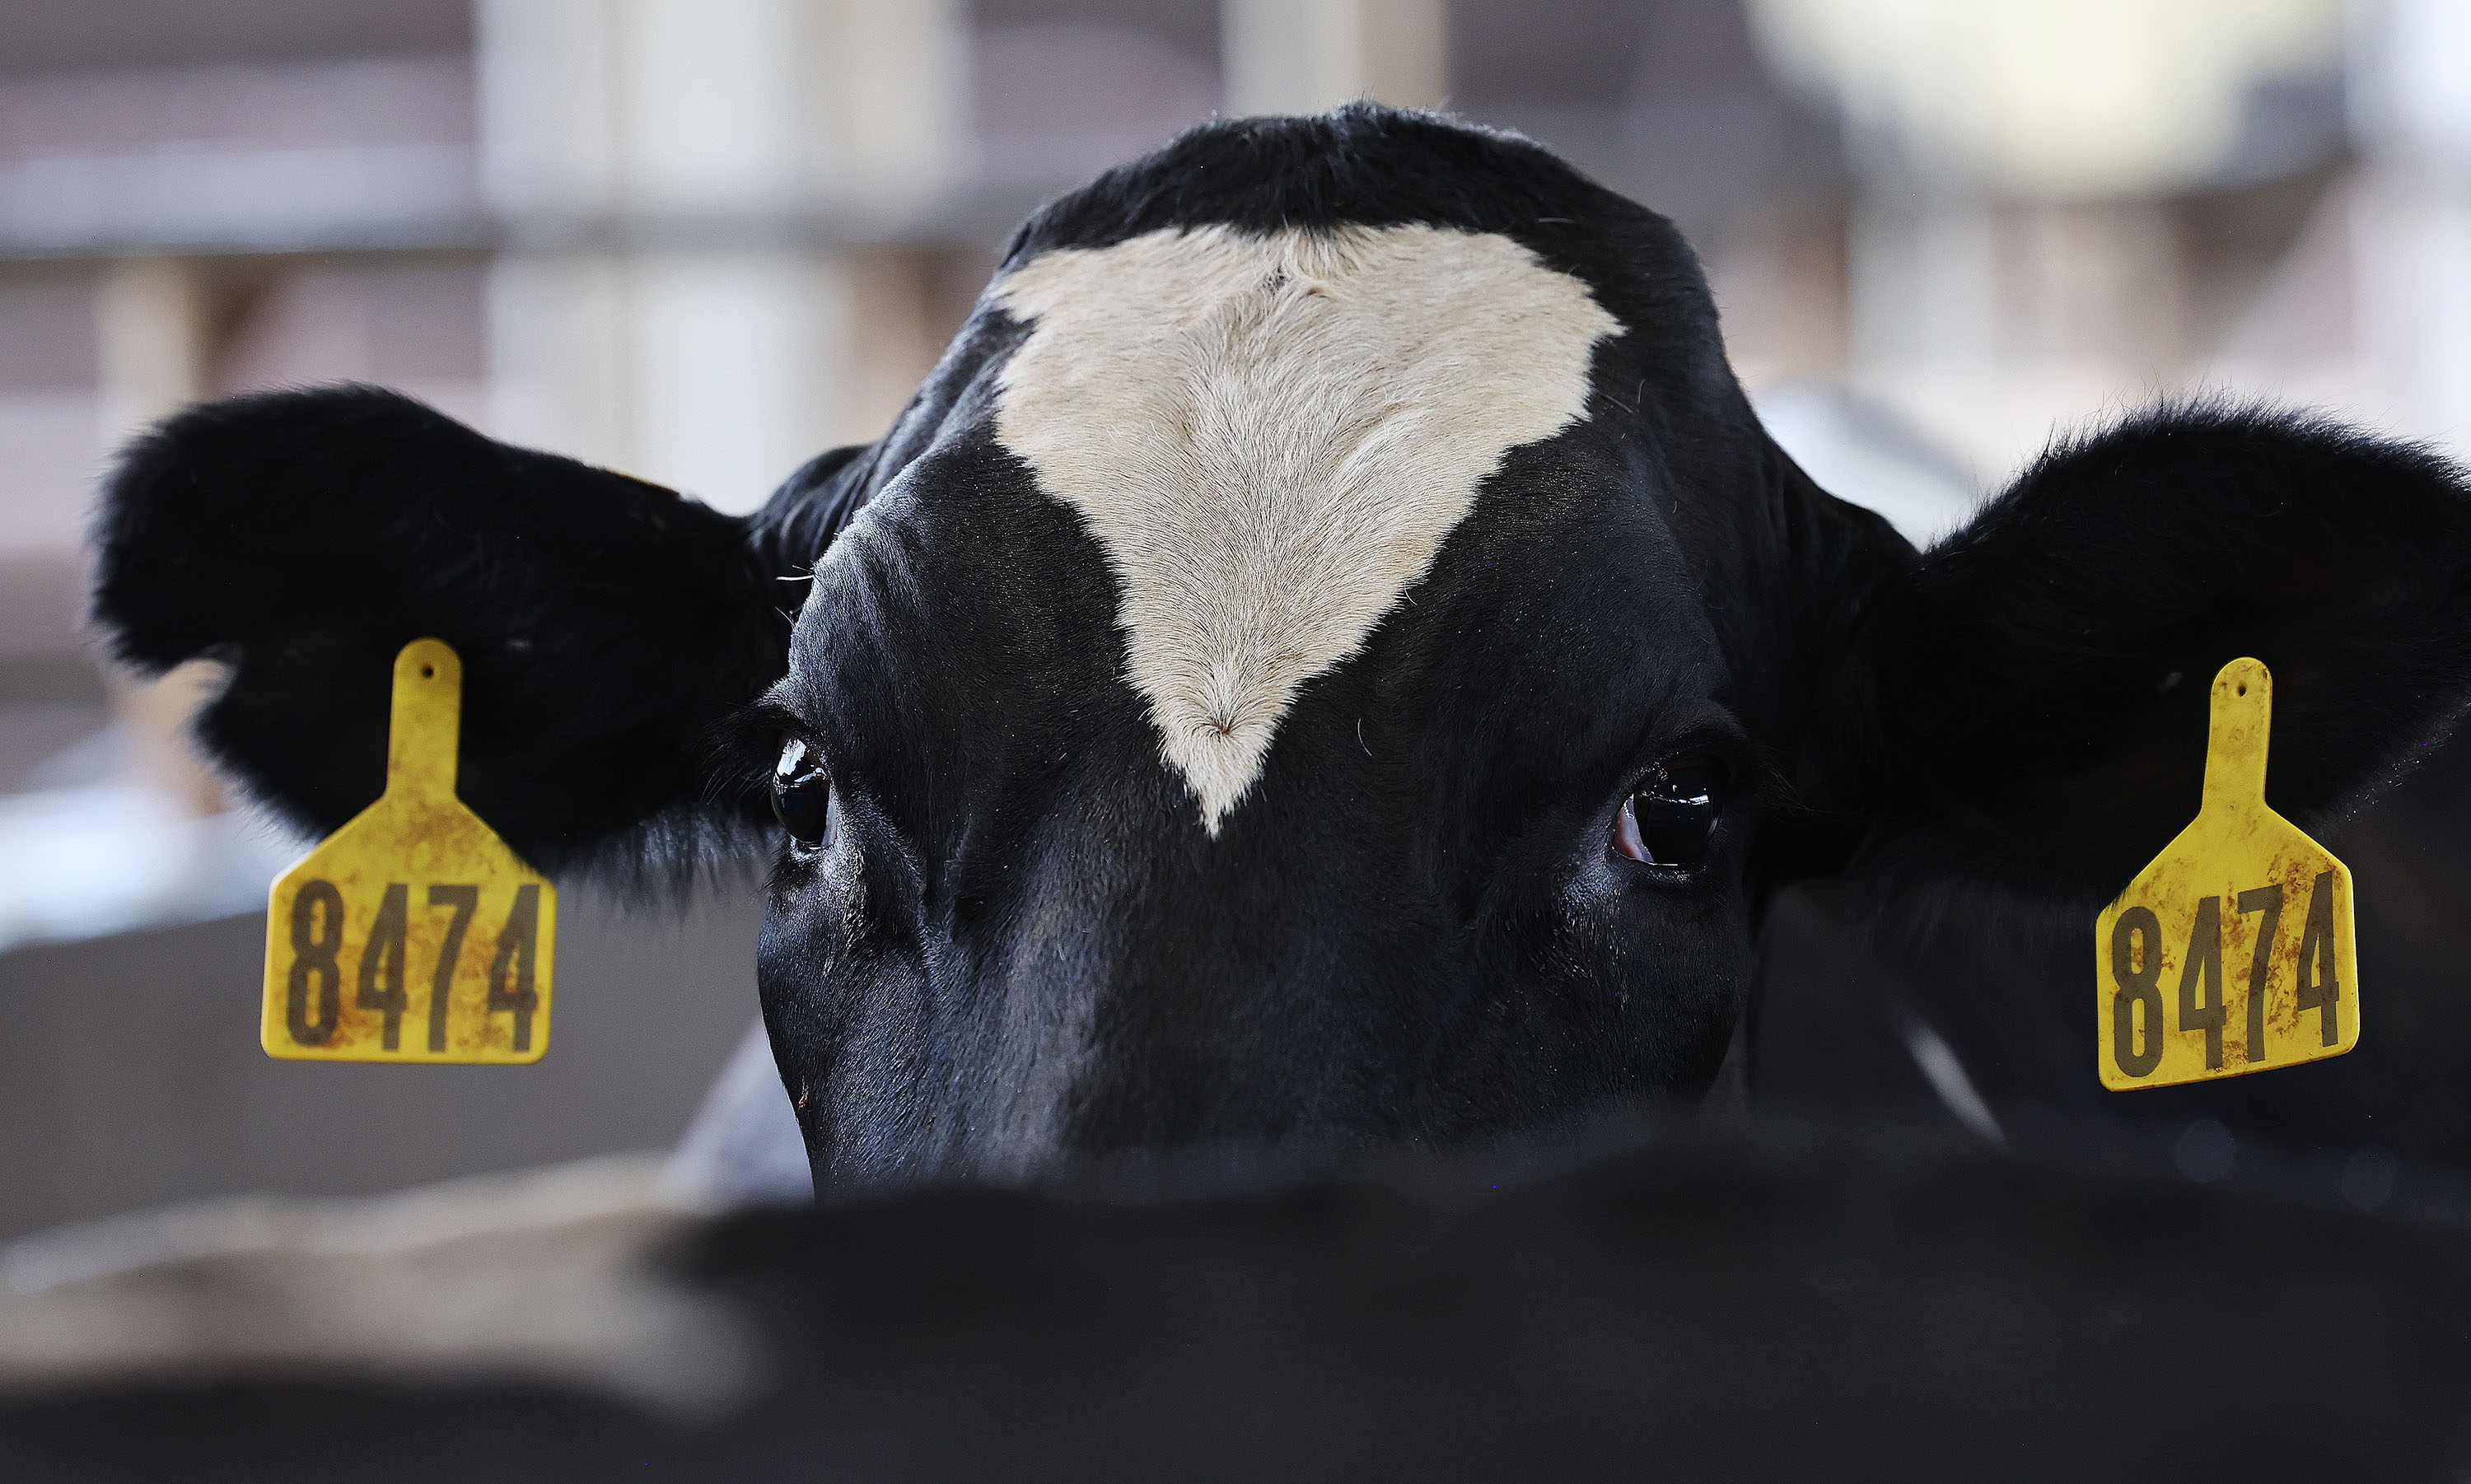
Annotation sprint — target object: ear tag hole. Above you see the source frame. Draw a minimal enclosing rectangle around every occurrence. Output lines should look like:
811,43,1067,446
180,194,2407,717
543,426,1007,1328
258,637,558,1066
2094,657,2357,1092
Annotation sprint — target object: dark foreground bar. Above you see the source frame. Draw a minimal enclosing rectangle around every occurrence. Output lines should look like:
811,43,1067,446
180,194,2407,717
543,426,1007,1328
6,1122,2468,1482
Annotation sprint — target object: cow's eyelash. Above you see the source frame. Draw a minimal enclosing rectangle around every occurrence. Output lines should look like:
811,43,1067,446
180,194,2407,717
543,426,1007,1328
737,698,810,741
1614,724,1773,810
1718,740,1792,814
709,699,822,802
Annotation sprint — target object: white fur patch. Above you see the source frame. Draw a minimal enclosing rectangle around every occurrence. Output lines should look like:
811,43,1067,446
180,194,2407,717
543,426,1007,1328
991,223,1616,833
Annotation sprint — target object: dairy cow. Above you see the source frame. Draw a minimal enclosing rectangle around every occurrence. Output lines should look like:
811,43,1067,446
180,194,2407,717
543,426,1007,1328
91,106,2471,1190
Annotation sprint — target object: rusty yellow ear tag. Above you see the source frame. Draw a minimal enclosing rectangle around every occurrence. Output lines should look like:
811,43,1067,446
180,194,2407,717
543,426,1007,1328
2096,658,2356,1090
262,639,556,1063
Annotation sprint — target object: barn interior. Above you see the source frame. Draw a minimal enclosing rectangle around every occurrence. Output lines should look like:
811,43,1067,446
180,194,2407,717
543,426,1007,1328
4,0,2471,1464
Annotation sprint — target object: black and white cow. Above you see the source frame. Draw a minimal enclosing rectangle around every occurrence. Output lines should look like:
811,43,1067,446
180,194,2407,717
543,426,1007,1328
91,105,2471,1190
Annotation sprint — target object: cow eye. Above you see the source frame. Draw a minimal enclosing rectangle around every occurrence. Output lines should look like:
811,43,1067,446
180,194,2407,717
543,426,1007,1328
772,736,834,849
1614,755,1726,871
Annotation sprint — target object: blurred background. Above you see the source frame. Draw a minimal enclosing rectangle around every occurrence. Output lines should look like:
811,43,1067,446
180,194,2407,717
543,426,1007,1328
2,0,2468,1239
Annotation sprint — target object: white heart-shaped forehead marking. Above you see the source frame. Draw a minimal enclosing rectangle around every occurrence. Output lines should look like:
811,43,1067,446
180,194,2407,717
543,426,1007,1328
992,222,1617,834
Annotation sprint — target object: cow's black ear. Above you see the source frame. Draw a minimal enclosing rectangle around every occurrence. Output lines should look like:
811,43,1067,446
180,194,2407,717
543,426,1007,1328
1801,405,2471,905
92,385,801,884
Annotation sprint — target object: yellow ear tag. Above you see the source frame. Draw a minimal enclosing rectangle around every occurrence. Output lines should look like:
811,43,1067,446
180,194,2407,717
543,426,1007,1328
2095,658,2357,1090
261,639,556,1063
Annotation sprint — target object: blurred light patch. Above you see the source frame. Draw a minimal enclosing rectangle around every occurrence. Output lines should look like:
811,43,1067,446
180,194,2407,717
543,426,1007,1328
1753,381,1981,546
0,1154,749,1416
0,765,300,954
1749,0,2344,197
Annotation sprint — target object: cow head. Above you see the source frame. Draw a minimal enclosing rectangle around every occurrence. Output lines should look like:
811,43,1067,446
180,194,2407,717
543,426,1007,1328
94,109,2471,1188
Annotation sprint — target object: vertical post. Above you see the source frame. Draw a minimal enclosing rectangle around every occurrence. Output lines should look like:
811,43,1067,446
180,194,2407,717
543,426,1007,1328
1222,0,1449,117
810,0,971,196
2348,0,2471,455
94,257,227,818
1845,184,1999,384
479,0,969,516
95,259,210,441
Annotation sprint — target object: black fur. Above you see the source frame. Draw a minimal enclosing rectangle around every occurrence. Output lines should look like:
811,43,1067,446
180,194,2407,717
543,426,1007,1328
84,107,2471,1187
92,385,797,880
1808,403,2471,903
10,1126,2471,1481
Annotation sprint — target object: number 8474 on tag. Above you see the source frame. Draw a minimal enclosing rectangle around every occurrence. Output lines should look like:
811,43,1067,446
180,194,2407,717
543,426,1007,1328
259,639,557,1064
2100,867,2350,1090
2096,659,2357,1091
267,876,549,1063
